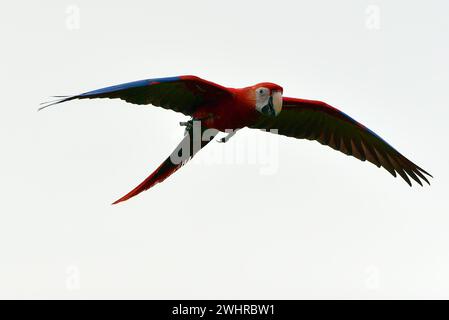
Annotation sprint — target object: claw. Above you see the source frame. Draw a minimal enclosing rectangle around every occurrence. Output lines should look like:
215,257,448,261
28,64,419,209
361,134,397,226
217,130,238,143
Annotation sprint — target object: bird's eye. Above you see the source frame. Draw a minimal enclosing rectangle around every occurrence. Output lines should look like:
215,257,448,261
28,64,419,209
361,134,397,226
259,89,264,94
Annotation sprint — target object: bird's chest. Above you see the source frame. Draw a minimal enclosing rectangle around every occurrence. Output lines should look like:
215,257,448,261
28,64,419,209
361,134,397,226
194,103,258,132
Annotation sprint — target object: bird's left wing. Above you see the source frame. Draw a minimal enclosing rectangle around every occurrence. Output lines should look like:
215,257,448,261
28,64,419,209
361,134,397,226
112,122,218,204
249,97,432,186
40,75,232,115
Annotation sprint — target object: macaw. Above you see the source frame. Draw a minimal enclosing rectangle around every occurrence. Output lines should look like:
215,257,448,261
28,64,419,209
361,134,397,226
40,75,432,204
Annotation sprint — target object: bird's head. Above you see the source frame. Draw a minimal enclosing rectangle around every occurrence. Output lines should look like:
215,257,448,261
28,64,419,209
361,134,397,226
253,83,283,117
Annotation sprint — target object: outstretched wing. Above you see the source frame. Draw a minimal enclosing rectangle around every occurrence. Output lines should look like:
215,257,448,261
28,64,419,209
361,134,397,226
250,97,432,186
40,75,232,115
112,122,218,204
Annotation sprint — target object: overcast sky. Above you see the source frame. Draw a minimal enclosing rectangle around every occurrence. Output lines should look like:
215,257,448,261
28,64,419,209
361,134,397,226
0,0,448,298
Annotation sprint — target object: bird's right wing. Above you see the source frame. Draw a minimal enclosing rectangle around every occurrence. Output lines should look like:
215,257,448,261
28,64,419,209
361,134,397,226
40,75,232,116
250,97,432,186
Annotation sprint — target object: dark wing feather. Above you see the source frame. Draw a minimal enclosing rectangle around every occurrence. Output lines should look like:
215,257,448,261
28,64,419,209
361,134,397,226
40,75,232,116
250,97,431,186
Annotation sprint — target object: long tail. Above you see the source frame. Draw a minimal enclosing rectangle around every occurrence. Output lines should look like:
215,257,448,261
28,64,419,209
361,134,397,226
112,121,218,204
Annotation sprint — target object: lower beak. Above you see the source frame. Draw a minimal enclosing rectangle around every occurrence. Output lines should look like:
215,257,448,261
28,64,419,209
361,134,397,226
261,96,275,116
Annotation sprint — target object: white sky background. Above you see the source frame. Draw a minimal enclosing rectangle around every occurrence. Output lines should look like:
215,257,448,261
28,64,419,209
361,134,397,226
0,0,448,299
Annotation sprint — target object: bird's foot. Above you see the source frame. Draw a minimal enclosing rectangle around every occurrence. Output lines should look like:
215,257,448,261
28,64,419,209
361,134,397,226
180,119,194,134
179,121,190,126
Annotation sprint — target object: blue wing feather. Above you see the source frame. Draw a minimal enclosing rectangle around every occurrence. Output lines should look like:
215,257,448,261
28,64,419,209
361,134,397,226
39,76,182,111
79,76,181,97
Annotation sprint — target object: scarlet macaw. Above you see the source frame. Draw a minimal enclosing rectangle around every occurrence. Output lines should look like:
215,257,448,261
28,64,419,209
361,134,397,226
40,75,431,204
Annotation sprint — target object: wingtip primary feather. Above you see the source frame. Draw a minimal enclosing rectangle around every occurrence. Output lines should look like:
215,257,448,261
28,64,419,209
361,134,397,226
111,198,123,205
111,194,131,205
38,96,74,111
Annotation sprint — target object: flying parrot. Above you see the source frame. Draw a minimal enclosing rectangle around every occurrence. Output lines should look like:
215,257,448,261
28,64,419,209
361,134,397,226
40,75,432,204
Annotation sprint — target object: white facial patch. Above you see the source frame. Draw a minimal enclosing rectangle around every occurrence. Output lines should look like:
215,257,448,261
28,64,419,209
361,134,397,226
255,87,271,113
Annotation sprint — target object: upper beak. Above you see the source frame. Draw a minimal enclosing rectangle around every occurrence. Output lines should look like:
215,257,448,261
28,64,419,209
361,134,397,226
272,91,282,115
